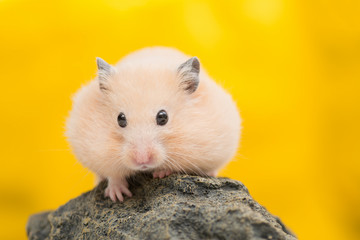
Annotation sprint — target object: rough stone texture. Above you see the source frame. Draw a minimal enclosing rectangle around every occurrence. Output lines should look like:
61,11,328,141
27,174,297,240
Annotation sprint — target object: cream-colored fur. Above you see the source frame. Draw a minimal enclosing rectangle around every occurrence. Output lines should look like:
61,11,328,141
65,47,241,201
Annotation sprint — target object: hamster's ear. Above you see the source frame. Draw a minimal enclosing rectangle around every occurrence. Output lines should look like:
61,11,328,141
96,57,116,91
177,57,200,94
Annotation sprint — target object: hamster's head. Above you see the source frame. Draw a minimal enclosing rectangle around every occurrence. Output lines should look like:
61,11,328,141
66,55,211,178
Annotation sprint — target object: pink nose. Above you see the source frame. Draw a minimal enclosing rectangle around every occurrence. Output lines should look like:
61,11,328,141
133,151,153,165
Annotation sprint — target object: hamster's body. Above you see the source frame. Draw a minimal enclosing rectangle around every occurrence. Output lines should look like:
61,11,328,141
66,47,241,202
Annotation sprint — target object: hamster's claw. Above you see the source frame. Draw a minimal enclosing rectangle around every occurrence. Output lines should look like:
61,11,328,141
104,178,132,202
206,170,218,177
153,170,172,179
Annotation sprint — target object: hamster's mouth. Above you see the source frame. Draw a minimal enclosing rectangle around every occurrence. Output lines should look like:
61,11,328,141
133,164,156,171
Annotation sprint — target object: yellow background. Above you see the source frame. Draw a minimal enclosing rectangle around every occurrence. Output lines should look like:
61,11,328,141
0,0,359,239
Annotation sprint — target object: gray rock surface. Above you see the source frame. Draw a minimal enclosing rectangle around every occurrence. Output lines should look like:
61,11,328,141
27,174,297,240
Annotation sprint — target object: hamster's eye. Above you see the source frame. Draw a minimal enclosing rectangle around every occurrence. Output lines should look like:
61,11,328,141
117,112,127,128
156,110,168,126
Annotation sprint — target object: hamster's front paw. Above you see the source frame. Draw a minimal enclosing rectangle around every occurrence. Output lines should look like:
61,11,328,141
105,178,132,202
153,170,172,179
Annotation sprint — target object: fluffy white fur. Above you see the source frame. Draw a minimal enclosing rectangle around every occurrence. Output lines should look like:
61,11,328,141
65,47,241,202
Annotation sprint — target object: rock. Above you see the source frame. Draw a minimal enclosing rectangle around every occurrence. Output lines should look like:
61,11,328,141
26,211,52,240
27,174,297,240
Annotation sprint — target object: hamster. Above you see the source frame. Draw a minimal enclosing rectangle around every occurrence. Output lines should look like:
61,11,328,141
65,47,241,202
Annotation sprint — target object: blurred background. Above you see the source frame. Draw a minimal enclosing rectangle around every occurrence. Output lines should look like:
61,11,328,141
0,0,359,239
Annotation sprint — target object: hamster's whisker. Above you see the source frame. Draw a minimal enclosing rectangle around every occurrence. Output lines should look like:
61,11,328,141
166,155,201,176
172,154,210,169
163,156,185,173
167,153,209,177
67,168,94,196
164,155,188,175
163,161,178,174
168,151,207,163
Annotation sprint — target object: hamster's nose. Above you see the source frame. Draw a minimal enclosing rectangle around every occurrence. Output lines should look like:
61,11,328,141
133,150,154,165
